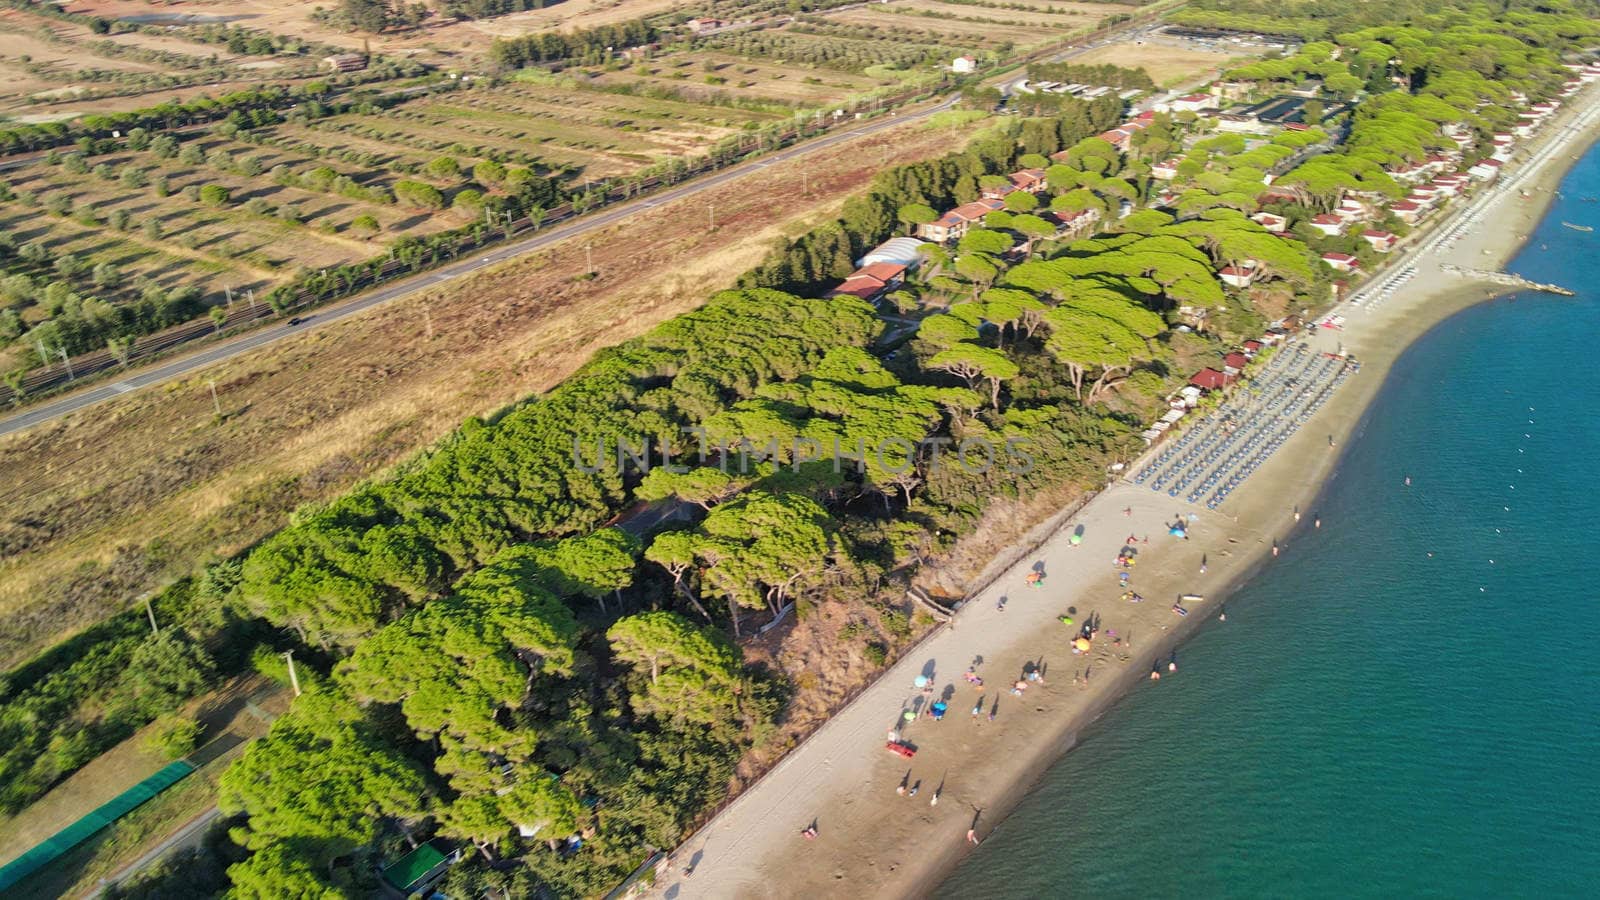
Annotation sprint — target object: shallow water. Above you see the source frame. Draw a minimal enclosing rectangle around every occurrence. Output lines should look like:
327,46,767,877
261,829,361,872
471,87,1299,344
936,143,1600,897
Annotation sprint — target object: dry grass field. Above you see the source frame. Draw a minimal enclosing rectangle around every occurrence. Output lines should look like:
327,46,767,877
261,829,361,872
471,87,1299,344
66,0,694,64
827,0,1135,51
0,113,989,669
592,53,895,106
1071,39,1250,86
0,5,319,117
302,78,785,180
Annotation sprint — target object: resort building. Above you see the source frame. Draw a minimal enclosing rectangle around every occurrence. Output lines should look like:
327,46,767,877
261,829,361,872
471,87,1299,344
1468,158,1503,180
1189,368,1229,391
1151,159,1181,180
1360,230,1398,252
1051,207,1101,240
1251,212,1288,233
1309,214,1344,237
826,261,909,302
917,199,1004,243
1389,200,1423,223
1219,265,1257,289
1321,251,1360,272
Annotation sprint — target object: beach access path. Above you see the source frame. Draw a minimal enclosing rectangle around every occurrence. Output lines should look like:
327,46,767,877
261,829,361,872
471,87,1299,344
644,87,1600,900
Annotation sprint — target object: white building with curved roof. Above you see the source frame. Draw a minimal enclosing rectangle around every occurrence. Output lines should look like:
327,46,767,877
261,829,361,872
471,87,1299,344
857,237,929,269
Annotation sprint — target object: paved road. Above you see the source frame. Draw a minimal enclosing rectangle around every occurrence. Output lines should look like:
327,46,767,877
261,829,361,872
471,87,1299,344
93,805,221,895
0,96,957,438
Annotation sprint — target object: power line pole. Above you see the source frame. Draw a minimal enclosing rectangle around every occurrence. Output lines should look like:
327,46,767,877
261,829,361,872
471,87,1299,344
585,243,594,274
708,203,715,231
58,346,74,380
144,595,159,635
284,650,302,697
208,378,221,417
423,307,433,340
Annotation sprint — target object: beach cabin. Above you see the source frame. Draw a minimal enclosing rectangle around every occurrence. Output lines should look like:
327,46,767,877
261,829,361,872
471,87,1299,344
1321,252,1359,272
1190,368,1229,391
1222,352,1249,375
1360,230,1397,253
1309,214,1344,237
1219,265,1257,289
1251,212,1287,233
1335,198,1368,223
1242,339,1264,357
1468,159,1503,181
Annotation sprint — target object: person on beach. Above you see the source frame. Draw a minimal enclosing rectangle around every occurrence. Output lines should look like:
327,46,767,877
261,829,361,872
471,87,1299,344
1124,506,1133,516
989,698,998,721
802,825,818,840
972,699,984,720
968,829,981,845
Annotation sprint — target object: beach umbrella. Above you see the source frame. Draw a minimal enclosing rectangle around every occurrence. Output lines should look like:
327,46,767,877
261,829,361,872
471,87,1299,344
1073,637,1091,652
1170,526,1186,537
902,711,916,723
1069,533,1083,545
913,675,929,689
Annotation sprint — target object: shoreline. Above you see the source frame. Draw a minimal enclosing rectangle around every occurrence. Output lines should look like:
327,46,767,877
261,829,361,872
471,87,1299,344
647,91,1600,900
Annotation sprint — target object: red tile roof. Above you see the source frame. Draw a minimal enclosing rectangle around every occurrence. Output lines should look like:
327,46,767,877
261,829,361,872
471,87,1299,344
854,261,907,283
1189,368,1227,390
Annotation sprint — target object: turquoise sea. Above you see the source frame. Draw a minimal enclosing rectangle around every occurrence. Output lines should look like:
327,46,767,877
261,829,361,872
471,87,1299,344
937,142,1600,897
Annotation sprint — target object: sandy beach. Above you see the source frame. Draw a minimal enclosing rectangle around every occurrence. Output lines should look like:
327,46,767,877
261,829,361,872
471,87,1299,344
644,87,1600,900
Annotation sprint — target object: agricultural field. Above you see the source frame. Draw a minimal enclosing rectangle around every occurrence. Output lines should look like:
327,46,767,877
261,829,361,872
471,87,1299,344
0,124,482,372
822,0,1136,54
1069,38,1250,86
65,0,697,66
294,75,788,181
0,6,323,119
589,50,901,107
694,0,1140,73
0,111,992,671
